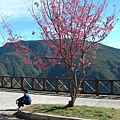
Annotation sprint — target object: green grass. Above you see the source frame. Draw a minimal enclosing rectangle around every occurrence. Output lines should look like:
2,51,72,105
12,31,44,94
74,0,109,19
23,104,120,120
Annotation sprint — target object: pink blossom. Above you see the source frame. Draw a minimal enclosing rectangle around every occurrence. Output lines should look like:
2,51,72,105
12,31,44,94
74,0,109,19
80,59,83,63
57,62,61,65
71,67,74,72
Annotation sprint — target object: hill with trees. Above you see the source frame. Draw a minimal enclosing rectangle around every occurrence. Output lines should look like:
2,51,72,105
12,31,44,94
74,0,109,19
0,40,120,80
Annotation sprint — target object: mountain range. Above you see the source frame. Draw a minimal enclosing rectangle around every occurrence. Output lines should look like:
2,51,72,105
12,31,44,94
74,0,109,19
0,40,120,80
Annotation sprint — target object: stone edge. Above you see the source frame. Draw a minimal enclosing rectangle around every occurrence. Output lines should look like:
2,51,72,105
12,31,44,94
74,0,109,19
17,110,91,120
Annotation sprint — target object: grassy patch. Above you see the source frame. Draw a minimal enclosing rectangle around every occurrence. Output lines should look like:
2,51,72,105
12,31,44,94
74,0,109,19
23,104,120,120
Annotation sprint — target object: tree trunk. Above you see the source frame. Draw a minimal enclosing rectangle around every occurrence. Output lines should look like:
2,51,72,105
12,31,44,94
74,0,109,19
68,83,77,107
68,96,76,107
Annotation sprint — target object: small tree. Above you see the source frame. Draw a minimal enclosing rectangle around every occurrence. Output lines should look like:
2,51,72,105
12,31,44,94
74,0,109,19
0,0,119,107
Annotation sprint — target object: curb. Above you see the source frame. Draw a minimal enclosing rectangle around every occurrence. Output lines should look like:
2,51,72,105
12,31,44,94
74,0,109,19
17,110,91,120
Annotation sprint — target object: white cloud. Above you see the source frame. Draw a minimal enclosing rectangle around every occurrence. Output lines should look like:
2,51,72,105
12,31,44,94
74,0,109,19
0,0,32,20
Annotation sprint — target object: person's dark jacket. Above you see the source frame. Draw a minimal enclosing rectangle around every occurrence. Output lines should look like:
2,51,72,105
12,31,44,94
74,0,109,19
17,93,32,103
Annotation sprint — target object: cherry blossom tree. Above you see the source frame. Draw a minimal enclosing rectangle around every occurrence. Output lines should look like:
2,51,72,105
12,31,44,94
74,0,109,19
0,0,119,107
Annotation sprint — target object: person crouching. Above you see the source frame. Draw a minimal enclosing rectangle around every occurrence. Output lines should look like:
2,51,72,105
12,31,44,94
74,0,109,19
16,88,32,110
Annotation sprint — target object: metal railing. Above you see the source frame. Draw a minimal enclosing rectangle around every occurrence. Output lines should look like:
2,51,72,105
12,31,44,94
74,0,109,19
0,76,120,96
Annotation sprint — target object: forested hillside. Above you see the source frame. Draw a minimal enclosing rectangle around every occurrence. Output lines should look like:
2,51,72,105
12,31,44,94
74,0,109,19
0,40,120,80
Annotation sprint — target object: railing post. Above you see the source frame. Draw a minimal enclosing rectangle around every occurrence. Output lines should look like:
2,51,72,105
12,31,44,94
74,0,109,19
31,78,35,90
55,76,58,94
43,78,46,91
20,76,24,89
1,76,4,87
110,80,114,95
95,78,99,96
10,77,14,88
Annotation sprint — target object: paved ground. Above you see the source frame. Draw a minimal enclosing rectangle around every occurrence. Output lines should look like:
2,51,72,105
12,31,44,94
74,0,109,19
0,89,120,119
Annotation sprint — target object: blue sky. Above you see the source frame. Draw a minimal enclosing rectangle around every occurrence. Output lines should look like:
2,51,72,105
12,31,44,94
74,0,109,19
0,0,120,48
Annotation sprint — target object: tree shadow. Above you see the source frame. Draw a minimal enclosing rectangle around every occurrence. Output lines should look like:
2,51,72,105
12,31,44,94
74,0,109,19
40,105,70,113
0,109,16,111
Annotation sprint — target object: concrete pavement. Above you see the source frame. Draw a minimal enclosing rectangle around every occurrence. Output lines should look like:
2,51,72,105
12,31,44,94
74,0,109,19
0,89,120,119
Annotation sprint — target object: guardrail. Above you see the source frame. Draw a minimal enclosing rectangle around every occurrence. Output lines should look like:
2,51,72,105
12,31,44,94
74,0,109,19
0,76,120,96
